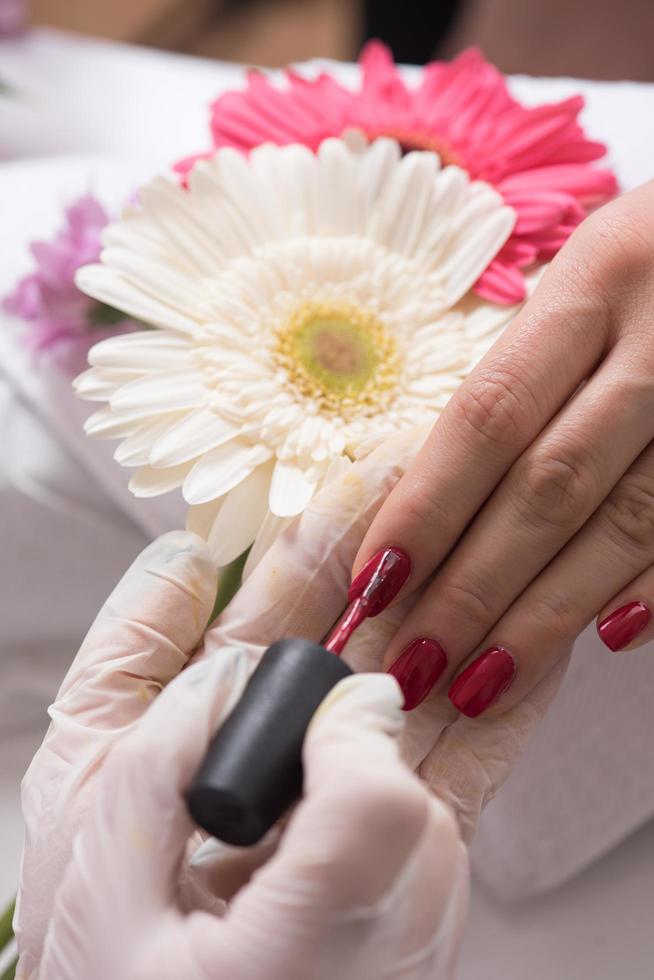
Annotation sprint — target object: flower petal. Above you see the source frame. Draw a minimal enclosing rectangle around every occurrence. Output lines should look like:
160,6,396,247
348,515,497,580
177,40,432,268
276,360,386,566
249,142,318,239
76,264,199,334
83,406,183,438
114,416,179,466
128,461,193,497
149,408,239,468
137,176,229,275
369,151,440,257
269,459,319,517
110,372,206,416
207,461,275,566
88,330,189,370
101,246,211,321
440,201,516,306
474,259,527,305
183,442,272,505
74,367,141,400
186,498,224,540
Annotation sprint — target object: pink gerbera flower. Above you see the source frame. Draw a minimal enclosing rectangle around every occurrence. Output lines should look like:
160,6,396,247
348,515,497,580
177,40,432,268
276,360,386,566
4,194,134,371
176,43,617,304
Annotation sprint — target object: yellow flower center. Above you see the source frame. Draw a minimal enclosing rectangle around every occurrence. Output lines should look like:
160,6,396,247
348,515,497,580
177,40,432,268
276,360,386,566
274,301,401,417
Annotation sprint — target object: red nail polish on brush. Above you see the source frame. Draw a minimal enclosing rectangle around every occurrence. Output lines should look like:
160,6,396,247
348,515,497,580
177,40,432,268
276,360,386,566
598,601,651,651
324,547,411,655
448,646,515,717
388,637,447,711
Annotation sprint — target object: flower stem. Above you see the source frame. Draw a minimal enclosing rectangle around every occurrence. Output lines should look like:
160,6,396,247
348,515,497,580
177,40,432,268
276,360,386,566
0,900,14,956
0,897,16,980
0,956,17,980
209,549,250,625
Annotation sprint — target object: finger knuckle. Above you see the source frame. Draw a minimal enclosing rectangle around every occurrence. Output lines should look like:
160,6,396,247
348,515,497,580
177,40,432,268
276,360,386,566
583,202,654,284
604,472,654,552
452,367,535,452
516,443,596,531
393,471,458,541
527,589,578,647
440,578,497,631
565,208,654,321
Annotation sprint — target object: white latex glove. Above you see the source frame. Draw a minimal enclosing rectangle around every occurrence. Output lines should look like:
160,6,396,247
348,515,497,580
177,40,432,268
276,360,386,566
18,428,565,978
17,532,466,980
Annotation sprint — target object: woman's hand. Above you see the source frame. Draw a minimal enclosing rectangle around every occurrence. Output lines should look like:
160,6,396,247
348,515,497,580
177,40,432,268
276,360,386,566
353,181,654,715
17,533,466,980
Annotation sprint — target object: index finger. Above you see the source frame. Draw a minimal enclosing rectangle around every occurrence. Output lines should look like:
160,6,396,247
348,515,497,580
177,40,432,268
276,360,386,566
352,241,611,591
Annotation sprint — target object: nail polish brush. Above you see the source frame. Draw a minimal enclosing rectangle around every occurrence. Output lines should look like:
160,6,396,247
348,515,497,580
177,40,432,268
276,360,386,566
186,547,410,846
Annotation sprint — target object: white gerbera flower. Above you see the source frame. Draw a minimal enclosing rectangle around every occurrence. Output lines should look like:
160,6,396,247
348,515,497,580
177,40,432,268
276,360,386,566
74,138,518,568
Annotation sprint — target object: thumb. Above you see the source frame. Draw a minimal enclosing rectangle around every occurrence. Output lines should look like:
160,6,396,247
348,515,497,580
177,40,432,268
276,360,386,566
289,673,427,911
225,675,427,925
185,675,415,914
202,675,461,980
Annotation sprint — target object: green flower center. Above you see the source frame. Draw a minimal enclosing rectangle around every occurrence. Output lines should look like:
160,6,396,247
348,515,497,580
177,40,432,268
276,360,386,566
275,301,400,417
293,314,378,390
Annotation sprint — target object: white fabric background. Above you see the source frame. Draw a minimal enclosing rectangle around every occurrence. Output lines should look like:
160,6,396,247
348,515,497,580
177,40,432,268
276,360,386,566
1,29,654,977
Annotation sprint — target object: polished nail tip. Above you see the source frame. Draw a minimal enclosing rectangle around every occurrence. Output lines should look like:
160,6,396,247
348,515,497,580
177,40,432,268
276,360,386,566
597,601,651,652
348,546,412,616
448,646,516,718
388,637,447,712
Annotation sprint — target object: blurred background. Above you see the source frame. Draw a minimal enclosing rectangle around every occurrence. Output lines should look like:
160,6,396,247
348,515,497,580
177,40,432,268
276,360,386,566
22,0,654,79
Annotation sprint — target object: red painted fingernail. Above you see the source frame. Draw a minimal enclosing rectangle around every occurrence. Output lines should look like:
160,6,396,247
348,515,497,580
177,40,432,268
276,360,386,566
448,646,516,717
348,547,411,617
388,638,448,711
597,601,651,651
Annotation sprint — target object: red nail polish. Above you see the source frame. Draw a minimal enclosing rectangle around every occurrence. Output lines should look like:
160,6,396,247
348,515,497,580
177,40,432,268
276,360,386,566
598,601,651,651
388,638,447,711
448,647,515,718
348,547,411,617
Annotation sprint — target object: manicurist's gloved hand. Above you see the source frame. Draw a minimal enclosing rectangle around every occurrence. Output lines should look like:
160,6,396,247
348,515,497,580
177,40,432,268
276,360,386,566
17,427,566,978
16,532,466,980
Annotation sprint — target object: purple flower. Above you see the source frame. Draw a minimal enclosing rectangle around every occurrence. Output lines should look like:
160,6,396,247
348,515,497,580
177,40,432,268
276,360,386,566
0,0,27,35
4,194,134,371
